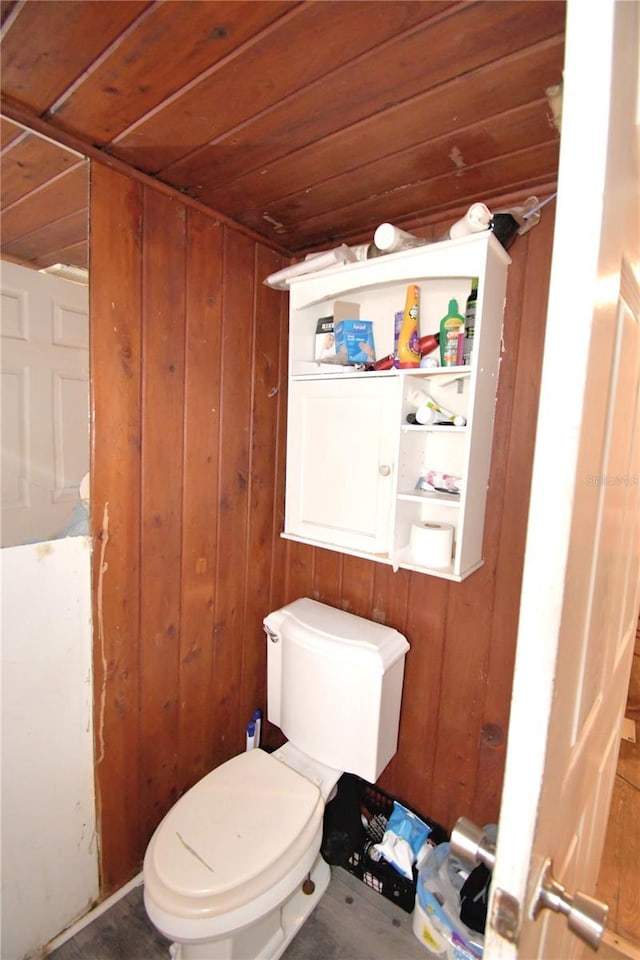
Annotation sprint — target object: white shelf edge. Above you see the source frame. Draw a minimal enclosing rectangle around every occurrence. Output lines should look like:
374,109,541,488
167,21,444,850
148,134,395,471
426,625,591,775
290,365,472,380
281,532,392,563
397,494,461,507
394,550,485,582
400,425,468,434
281,532,484,582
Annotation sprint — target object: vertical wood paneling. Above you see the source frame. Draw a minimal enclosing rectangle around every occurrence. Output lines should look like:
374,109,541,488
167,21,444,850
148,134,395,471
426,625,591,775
178,210,223,792
138,189,186,845
266,270,290,615
209,227,255,767
338,556,375,618
284,539,315,600
311,548,344,608
90,163,143,892
91,164,556,892
430,570,497,826
240,243,289,732
383,574,448,806
473,210,556,823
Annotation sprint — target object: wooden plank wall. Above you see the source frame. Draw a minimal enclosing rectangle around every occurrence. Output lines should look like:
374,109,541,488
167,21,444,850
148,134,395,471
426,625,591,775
90,161,555,895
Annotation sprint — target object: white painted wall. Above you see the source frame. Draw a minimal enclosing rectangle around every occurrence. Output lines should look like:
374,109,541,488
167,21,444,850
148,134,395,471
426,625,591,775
1,535,98,960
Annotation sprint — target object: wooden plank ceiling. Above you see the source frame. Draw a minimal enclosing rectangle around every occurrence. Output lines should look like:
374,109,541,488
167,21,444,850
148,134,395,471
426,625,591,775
0,0,565,269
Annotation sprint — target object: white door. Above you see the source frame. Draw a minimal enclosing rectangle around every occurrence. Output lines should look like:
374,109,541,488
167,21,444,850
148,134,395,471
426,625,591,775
485,1,640,957
1,259,89,546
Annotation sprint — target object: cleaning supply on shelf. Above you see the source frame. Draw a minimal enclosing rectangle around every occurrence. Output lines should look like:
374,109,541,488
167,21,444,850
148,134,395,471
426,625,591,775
439,300,466,367
246,720,256,750
463,280,478,366
419,332,439,357
253,709,262,748
416,398,466,427
373,222,429,254
407,387,466,426
397,284,421,368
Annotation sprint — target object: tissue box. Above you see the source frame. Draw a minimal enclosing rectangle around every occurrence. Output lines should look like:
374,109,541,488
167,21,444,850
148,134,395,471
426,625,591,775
315,315,336,360
334,319,376,365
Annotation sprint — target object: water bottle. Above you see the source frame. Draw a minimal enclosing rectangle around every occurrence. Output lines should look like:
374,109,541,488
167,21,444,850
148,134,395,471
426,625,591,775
463,280,478,366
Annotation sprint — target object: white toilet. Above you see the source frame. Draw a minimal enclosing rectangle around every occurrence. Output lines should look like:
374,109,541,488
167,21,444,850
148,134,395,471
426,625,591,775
143,597,409,960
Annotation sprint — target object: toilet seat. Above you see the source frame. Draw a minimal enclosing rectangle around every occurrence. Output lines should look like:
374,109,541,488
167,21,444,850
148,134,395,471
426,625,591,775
144,748,325,926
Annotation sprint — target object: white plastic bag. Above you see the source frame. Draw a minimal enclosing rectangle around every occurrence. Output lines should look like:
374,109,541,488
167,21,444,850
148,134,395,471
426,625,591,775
413,843,483,959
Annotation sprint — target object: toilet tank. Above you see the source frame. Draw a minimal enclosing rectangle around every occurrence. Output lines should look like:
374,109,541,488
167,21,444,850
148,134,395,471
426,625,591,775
264,598,409,783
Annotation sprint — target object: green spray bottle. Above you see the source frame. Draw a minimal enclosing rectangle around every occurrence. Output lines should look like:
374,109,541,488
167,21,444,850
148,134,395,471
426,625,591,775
439,299,465,367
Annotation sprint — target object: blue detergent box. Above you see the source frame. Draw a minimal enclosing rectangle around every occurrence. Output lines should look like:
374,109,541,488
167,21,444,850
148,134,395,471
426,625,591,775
334,318,376,365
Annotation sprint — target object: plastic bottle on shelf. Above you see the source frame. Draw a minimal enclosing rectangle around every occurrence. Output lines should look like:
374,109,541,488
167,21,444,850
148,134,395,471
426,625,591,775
252,709,262,748
397,284,421,368
463,280,478,366
350,242,384,260
373,222,429,254
439,300,465,367
448,202,492,239
418,332,439,357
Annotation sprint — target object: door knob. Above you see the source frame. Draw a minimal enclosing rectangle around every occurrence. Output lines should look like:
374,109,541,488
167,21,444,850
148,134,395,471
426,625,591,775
532,858,608,950
451,820,608,950
378,464,391,477
451,816,496,870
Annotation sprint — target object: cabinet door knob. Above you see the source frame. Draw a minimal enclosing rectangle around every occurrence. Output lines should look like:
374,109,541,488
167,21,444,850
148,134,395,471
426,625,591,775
379,464,391,477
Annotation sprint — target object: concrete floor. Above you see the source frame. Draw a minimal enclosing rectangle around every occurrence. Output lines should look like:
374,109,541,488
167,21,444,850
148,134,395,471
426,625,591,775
45,866,429,960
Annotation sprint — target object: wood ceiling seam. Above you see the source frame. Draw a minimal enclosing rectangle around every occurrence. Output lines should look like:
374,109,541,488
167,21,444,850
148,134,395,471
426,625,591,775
0,118,83,161
0,0,25,40
0,96,292,257
108,0,463,175
44,1,162,120
239,98,558,229
280,155,559,250
107,2,307,150
0,121,29,156
0,0,154,117
143,0,469,179
158,28,565,202
3,210,87,254
265,140,560,231
0,156,86,217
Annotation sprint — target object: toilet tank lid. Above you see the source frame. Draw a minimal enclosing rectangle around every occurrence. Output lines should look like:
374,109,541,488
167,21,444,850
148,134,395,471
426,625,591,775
264,598,409,670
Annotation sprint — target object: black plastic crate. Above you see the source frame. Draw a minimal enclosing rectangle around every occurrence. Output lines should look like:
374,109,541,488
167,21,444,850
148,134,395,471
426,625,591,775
321,774,449,913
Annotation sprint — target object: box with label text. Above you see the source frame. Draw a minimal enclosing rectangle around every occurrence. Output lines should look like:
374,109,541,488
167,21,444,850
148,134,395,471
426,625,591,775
334,318,376,365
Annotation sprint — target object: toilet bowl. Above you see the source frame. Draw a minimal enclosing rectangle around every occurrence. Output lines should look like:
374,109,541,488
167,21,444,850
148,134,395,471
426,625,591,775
143,744,341,959
143,598,410,960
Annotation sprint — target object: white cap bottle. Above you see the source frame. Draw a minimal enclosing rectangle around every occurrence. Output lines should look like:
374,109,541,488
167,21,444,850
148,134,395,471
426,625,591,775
374,222,429,254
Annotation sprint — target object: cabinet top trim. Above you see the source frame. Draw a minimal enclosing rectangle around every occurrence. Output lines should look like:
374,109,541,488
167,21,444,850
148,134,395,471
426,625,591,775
288,232,511,309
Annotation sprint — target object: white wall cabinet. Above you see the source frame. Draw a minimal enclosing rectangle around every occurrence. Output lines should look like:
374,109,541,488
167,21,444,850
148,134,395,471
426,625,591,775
283,233,510,581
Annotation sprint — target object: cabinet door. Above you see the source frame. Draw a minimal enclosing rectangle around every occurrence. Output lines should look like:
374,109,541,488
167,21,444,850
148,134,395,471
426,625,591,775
285,377,397,556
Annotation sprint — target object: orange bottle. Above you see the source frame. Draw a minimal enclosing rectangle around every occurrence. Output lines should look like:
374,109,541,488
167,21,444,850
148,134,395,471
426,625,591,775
397,284,420,368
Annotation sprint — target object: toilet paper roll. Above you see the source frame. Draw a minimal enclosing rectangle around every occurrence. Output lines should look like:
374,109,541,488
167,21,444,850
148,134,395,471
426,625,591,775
410,521,454,568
